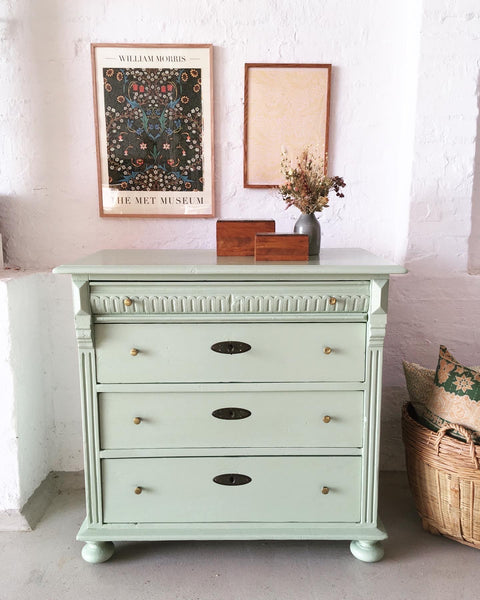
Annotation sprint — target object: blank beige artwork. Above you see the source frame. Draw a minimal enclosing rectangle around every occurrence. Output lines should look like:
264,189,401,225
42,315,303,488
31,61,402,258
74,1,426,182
245,66,330,187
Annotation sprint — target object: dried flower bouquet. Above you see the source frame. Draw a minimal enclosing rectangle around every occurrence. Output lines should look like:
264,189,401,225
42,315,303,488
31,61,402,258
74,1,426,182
279,147,346,214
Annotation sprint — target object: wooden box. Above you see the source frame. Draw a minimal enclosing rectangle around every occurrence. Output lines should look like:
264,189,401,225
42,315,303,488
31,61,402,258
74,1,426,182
254,233,309,261
216,220,275,256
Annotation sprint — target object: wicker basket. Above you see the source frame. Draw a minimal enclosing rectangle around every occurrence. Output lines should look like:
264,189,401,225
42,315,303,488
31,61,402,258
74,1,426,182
402,402,480,548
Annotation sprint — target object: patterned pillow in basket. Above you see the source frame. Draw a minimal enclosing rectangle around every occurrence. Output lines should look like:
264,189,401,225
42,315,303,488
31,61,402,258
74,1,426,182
408,346,480,443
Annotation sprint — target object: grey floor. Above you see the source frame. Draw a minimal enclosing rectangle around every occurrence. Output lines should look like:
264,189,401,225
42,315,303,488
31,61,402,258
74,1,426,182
0,472,477,600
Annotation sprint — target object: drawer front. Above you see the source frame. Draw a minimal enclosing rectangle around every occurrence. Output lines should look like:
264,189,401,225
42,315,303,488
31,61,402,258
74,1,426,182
99,390,364,449
102,456,361,523
95,322,366,383
90,282,369,316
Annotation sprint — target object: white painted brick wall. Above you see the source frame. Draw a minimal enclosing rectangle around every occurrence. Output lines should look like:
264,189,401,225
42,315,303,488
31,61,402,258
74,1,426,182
0,0,415,269
384,0,480,384
380,1,480,471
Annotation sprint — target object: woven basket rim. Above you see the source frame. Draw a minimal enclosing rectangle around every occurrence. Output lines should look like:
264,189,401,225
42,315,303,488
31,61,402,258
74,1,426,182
402,402,480,474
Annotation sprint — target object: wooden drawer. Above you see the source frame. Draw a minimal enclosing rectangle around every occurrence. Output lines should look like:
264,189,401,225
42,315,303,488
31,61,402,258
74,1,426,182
95,322,366,383
102,456,361,523
90,281,370,316
99,390,364,449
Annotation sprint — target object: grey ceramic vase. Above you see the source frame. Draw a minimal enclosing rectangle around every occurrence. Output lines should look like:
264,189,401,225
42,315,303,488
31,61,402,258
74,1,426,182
294,213,321,255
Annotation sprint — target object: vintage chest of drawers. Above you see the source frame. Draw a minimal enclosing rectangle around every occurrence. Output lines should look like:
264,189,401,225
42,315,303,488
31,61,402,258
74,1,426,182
54,249,405,563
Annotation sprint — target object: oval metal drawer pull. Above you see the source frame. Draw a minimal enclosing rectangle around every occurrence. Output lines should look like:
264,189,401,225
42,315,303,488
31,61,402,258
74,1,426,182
329,297,337,305
130,348,139,356
323,346,333,355
134,486,143,495
124,297,133,307
211,341,251,355
212,407,252,420
322,486,330,495
323,415,332,424
133,417,142,425
213,473,252,486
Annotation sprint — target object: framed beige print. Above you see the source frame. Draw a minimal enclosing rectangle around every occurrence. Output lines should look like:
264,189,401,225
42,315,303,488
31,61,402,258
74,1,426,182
244,63,331,188
91,44,215,217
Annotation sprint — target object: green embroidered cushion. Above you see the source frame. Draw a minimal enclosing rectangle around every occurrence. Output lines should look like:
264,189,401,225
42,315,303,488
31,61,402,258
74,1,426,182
403,347,480,443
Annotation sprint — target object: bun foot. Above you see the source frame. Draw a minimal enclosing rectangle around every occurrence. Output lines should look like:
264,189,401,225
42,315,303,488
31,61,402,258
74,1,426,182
350,540,384,562
81,541,115,563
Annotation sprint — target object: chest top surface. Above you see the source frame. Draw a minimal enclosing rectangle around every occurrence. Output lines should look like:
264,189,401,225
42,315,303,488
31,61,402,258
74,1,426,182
53,248,406,278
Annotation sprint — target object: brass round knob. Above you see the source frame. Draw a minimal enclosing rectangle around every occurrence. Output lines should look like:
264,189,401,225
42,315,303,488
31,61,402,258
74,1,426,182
323,415,331,424
124,297,133,307
322,486,330,495
130,348,139,356
133,417,142,425
134,486,143,495
329,297,337,305
324,347,332,355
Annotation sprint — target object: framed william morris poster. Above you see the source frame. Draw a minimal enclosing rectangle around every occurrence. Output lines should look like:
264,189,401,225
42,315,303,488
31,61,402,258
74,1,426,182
91,44,215,217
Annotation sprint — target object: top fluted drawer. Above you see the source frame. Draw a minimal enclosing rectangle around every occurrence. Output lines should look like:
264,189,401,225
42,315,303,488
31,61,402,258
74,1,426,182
90,282,370,316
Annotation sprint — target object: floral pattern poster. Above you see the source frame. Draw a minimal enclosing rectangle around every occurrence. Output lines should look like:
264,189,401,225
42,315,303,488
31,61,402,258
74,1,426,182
92,45,214,217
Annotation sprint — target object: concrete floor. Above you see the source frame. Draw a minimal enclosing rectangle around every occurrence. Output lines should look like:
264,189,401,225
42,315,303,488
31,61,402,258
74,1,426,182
0,472,477,600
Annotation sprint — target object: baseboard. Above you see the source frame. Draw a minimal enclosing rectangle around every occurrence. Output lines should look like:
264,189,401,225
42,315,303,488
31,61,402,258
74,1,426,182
0,509,31,532
0,470,85,532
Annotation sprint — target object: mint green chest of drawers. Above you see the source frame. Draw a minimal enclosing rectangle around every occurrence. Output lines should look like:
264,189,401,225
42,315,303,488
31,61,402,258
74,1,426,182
54,248,405,564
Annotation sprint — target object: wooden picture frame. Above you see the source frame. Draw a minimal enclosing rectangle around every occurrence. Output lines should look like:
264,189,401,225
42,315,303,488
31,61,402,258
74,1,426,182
91,43,215,217
244,63,331,188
